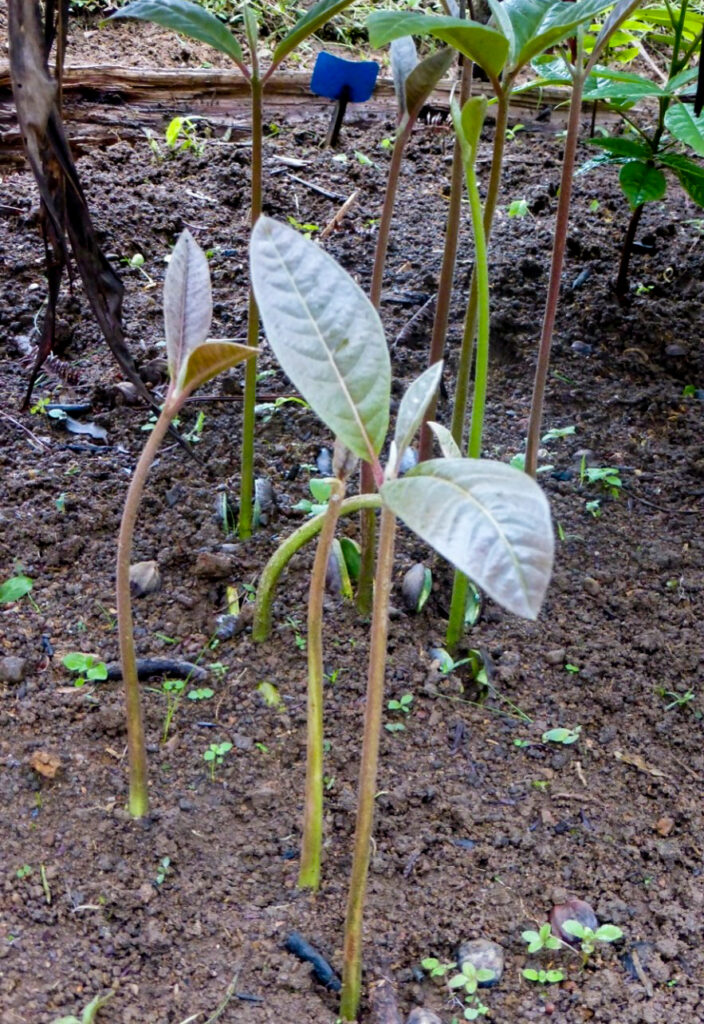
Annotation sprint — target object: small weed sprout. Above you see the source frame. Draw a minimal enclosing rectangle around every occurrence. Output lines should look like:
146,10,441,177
421,957,456,978
62,652,108,688
508,198,529,218
387,693,413,714
522,922,562,953
580,457,622,497
449,962,496,997
0,573,34,605
662,689,696,711
542,725,581,745
154,856,171,886
562,920,623,961
16,864,33,880
522,968,565,984
165,115,206,156
161,679,185,742
203,741,233,781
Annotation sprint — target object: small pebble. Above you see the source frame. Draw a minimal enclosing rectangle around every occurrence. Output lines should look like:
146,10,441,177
0,656,28,684
544,648,566,666
194,551,234,579
571,340,592,356
406,1010,442,1024
583,577,600,596
457,938,504,987
401,563,428,612
129,561,161,597
549,898,597,944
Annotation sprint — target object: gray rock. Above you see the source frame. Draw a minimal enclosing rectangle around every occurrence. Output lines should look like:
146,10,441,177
457,938,504,987
406,1010,442,1024
0,656,28,684
129,560,161,597
545,648,566,666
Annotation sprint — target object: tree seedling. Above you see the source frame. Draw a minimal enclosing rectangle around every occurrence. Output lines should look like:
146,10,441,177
203,741,233,781
250,215,554,1021
62,652,108,688
522,968,565,984
115,229,253,818
580,459,622,497
561,920,623,963
522,922,563,953
387,693,413,715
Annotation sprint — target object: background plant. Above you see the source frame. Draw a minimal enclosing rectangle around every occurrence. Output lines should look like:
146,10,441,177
110,0,357,540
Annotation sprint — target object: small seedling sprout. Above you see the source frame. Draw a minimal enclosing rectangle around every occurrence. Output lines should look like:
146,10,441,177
522,968,565,984
542,725,581,745
521,922,562,953
562,920,623,961
203,741,233,781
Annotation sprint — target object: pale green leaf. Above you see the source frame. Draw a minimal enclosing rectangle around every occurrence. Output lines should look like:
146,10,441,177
0,574,33,604
660,153,704,207
250,217,390,462
164,230,212,386
108,0,245,68
381,459,554,619
428,421,462,459
394,363,443,463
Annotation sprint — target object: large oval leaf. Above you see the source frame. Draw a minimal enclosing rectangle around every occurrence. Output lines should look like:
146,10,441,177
665,103,704,157
366,12,508,81
381,458,554,619
250,217,390,462
619,161,666,209
108,0,246,70
660,153,704,207
164,229,212,388
489,0,617,71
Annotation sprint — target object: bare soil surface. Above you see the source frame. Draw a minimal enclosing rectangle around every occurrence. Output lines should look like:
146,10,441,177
1,16,703,1024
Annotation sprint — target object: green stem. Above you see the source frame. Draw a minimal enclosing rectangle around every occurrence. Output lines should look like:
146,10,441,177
340,505,397,1022
446,116,491,651
239,73,263,540
252,493,381,643
418,58,473,463
298,478,345,891
450,88,509,447
357,121,413,615
116,401,175,817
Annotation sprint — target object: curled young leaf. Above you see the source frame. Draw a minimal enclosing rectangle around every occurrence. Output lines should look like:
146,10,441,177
164,229,212,390
394,362,443,468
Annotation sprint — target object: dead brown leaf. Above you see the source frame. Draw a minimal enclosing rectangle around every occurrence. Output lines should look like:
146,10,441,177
29,749,62,778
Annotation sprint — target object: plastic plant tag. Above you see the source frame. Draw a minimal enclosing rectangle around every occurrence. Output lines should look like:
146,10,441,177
310,51,379,102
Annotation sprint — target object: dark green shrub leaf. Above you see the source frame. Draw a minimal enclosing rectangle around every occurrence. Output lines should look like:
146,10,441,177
664,103,704,157
660,153,704,207
618,162,666,209
488,0,615,71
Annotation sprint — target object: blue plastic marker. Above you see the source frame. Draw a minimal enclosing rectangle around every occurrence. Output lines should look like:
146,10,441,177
310,51,379,146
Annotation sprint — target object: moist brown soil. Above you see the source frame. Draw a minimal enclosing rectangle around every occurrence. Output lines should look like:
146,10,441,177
1,16,703,1024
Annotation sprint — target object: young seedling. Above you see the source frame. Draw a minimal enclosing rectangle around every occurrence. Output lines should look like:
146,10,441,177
522,968,565,984
663,689,696,711
581,462,623,497
449,962,496,996
522,922,562,953
250,216,554,1022
115,229,253,818
62,652,108,688
561,920,623,963
154,856,171,886
387,693,414,715
110,0,359,540
203,741,233,781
